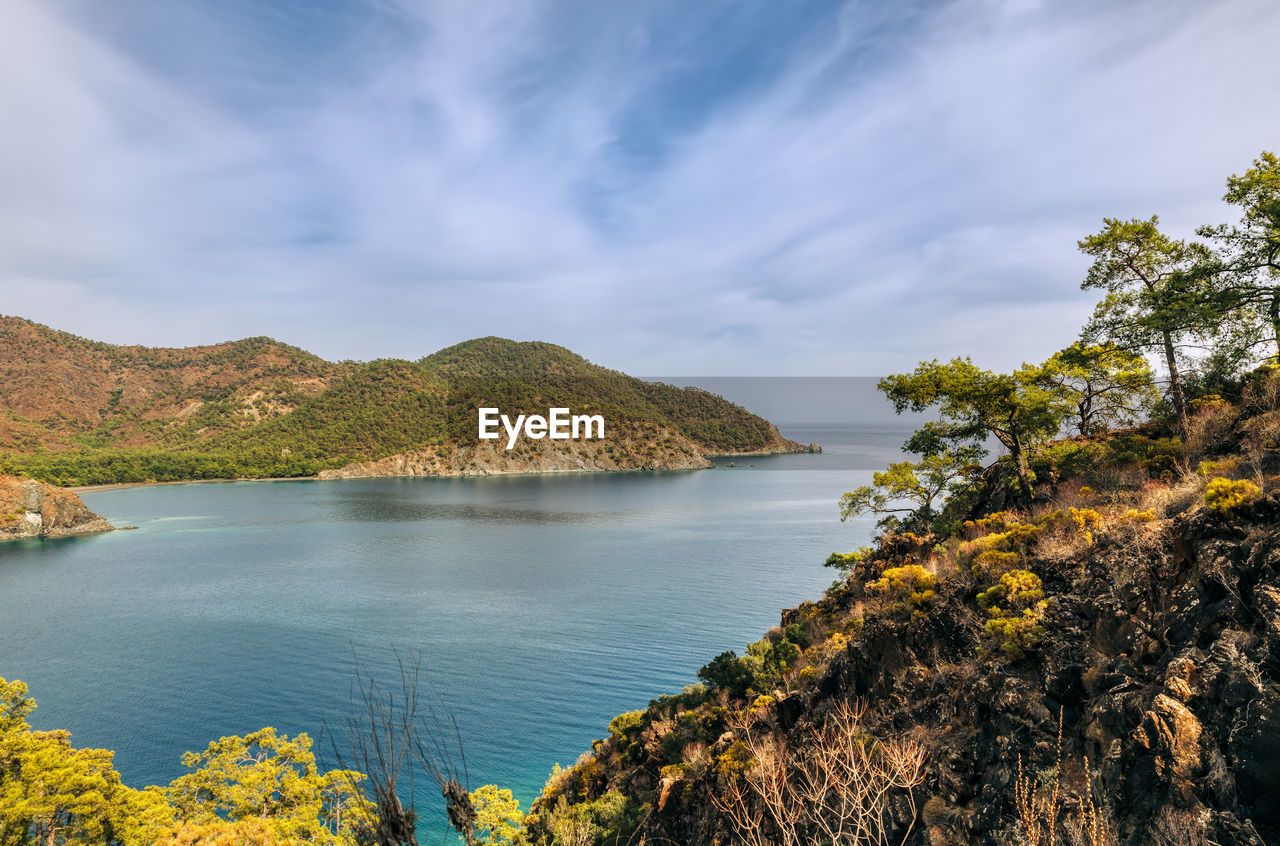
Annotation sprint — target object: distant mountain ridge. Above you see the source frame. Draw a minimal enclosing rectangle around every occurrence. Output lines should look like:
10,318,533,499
0,316,806,485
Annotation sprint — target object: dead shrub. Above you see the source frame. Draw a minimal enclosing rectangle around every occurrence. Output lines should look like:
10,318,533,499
713,701,927,846
1139,471,1206,518
1185,401,1239,460
1146,807,1212,846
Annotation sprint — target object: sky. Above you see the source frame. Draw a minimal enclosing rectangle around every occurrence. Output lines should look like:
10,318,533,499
1,0,1278,375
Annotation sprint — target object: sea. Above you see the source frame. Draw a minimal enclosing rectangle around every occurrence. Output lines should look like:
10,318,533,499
0,422,914,837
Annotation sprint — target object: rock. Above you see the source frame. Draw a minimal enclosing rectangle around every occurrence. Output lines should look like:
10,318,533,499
1228,693,1280,827
1133,693,1203,804
0,475,114,541
657,772,683,812
1253,584,1280,639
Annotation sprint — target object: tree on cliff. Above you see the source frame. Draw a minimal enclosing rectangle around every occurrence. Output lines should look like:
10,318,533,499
1078,216,1220,439
879,359,1068,500
1197,150,1280,364
1028,342,1159,436
840,423,987,532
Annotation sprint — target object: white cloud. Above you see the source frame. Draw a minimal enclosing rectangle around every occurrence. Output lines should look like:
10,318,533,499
0,0,1277,373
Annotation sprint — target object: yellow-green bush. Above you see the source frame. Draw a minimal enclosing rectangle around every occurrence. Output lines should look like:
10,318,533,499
868,564,937,617
962,511,1055,574
1198,456,1244,477
977,569,1044,611
1068,507,1104,544
983,610,1049,658
659,763,688,781
976,570,1049,658
824,631,849,653
608,709,645,739
1069,507,1103,531
964,505,1132,571
716,740,752,777
1205,477,1262,512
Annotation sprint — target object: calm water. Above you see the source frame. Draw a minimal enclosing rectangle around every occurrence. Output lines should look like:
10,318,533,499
0,424,910,833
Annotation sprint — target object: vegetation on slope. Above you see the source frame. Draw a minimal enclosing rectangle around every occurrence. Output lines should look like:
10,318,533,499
0,331,793,485
0,678,373,845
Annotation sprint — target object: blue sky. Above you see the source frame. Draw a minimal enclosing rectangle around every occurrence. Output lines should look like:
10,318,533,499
2,0,1278,374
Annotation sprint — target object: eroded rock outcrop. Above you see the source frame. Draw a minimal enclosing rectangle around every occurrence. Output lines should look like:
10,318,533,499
0,474,113,540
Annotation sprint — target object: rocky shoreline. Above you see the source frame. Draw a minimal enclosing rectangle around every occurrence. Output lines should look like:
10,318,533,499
1,474,114,541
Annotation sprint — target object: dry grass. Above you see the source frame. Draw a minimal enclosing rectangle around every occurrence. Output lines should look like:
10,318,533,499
1146,807,1214,846
712,701,927,846
1013,711,1116,846
1134,471,1206,518
1186,401,1241,460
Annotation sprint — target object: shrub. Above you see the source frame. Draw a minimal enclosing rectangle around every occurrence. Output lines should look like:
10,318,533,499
977,569,1044,611
745,638,800,692
1198,456,1244,477
608,710,645,740
823,547,872,589
983,610,1048,658
1204,477,1262,512
697,651,755,698
963,513,1050,574
869,564,937,617
1068,507,1104,544
824,631,849,653
659,763,687,781
977,570,1049,658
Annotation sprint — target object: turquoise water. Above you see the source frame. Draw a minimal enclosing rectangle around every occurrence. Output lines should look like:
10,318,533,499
0,424,908,835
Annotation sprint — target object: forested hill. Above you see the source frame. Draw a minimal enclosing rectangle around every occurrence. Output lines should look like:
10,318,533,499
0,317,803,485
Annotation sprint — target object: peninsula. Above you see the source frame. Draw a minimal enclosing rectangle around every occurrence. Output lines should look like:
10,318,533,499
0,318,807,486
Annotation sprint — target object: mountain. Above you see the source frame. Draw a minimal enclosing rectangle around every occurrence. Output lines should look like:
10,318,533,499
0,317,806,485
0,315,348,451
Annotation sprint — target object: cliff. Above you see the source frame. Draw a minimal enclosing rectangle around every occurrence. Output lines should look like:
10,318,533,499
0,474,114,540
520,393,1280,845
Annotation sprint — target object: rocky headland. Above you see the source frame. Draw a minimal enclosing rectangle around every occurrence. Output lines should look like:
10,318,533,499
317,422,807,480
0,474,114,541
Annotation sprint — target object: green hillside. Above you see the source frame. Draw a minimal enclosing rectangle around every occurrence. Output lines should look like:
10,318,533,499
0,328,795,485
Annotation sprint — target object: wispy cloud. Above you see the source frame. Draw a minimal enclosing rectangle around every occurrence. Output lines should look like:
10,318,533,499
1,0,1277,373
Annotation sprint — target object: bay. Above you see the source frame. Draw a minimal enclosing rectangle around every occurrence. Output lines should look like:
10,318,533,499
0,423,910,834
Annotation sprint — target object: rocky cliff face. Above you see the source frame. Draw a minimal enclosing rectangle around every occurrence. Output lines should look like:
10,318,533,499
521,478,1280,846
0,475,113,540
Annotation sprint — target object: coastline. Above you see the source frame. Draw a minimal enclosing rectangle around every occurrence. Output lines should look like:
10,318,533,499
66,442,818,493
69,476,315,493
